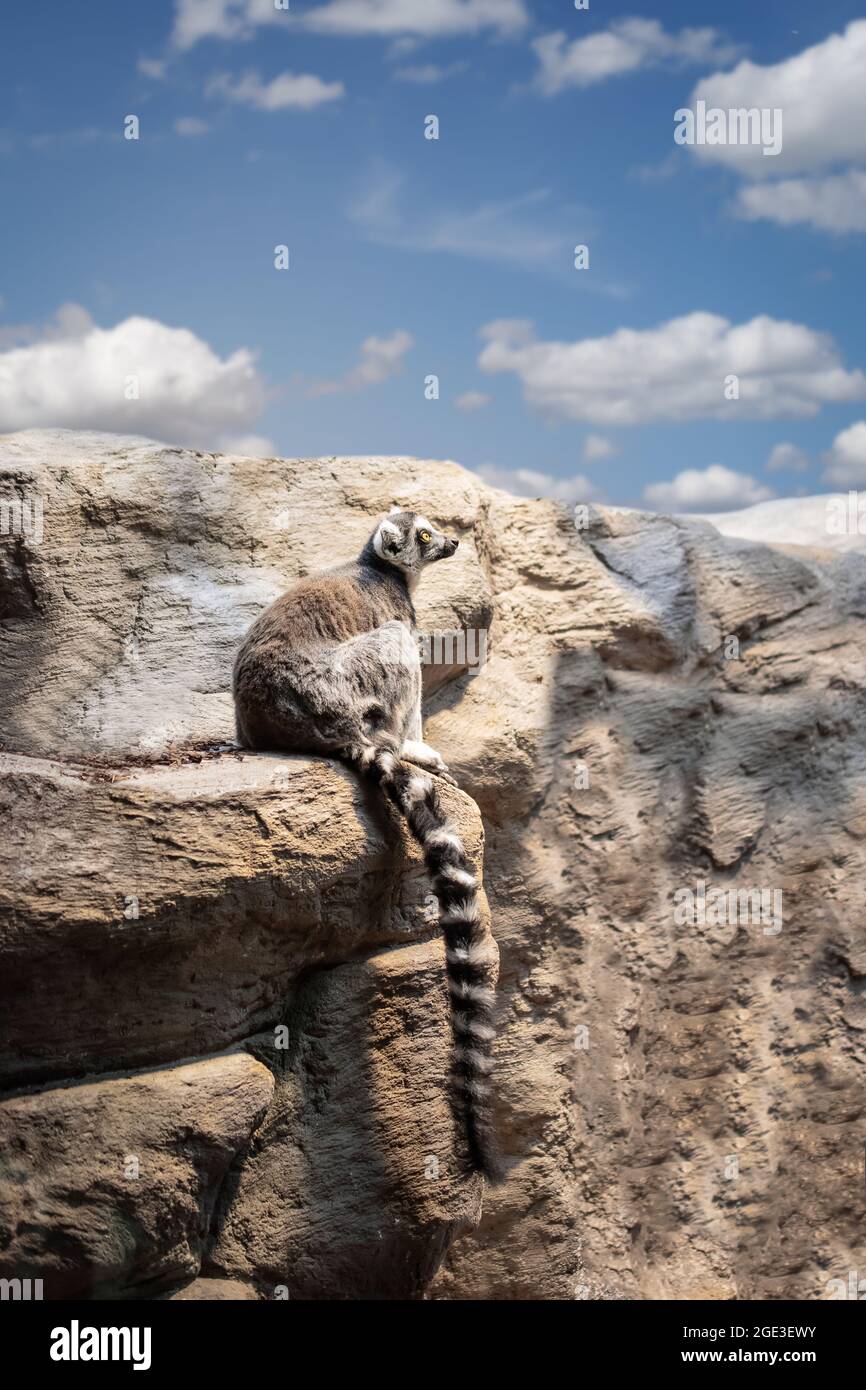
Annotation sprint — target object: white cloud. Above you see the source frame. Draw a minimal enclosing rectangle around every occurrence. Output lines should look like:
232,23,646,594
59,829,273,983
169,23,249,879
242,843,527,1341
171,0,527,48
174,116,210,136
475,463,601,503
303,0,528,39
477,313,866,425
306,329,413,396
455,390,490,412
171,0,280,51
207,69,344,110
688,21,866,179
644,464,774,513
583,433,615,461
532,19,742,96
734,169,866,233
822,421,866,486
393,60,468,83
767,442,809,474
0,304,267,450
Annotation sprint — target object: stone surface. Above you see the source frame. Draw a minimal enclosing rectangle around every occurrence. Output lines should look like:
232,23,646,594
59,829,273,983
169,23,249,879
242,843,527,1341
0,1052,273,1299
2,429,866,1300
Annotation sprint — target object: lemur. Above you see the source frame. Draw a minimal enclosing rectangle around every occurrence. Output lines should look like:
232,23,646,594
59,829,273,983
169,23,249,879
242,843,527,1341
233,509,501,1183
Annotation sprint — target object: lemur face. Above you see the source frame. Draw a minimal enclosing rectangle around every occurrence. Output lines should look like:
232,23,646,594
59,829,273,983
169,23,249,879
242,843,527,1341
372,510,459,576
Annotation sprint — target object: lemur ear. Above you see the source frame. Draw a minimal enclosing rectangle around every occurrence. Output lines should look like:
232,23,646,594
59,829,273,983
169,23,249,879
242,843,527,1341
388,506,402,515
374,517,402,559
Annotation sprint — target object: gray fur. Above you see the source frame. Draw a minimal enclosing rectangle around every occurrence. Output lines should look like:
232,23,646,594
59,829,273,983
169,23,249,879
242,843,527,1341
233,510,502,1182
234,510,455,765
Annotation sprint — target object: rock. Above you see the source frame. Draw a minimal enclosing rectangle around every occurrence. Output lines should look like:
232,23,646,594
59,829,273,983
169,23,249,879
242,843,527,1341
0,1052,273,1299
0,750,483,1090
165,1278,260,1300
2,428,866,1301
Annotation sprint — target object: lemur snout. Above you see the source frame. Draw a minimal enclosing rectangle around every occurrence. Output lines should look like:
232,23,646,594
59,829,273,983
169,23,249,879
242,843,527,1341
444,537,458,556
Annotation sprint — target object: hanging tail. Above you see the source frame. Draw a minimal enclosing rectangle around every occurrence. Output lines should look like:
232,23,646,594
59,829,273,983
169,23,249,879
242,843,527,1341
350,740,503,1184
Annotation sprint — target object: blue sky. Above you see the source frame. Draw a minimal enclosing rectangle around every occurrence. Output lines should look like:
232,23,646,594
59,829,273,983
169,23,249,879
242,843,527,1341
2,0,866,510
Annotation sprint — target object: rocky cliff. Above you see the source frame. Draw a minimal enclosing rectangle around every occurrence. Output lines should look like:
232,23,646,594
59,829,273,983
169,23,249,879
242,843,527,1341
1,429,865,1300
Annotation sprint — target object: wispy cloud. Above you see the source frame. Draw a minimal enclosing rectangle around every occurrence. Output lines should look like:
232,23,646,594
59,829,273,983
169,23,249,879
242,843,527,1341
455,391,491,413
532,19,743,96
305,329,413,397
349,163,606,282
207,69,344,111
393,60,469,84
174,116,210,136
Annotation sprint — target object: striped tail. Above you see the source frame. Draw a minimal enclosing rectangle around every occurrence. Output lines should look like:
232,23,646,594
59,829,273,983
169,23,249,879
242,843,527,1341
351,740,503,1184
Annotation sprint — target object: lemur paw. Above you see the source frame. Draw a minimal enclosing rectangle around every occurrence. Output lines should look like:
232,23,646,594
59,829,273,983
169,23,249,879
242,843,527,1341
401,740,456,783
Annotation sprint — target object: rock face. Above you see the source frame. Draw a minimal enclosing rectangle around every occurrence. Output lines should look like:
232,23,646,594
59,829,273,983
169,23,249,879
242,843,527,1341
2,428,866,1300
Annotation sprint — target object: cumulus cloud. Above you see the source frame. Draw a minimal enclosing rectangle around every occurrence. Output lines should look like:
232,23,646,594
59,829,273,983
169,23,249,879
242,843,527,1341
532,19,742,96
475,463,601,503
688,20,866,179
207,69,344,110
0,304,267,450
306,329,413,396
643,464,774,513
455,390,490,413
767,442,809,474
734,169,866,233
171,0,527,49
477,313,866,425
822,421,866,486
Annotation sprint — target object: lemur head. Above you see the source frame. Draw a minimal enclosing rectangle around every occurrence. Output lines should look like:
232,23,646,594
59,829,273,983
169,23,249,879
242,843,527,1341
370,509,458,580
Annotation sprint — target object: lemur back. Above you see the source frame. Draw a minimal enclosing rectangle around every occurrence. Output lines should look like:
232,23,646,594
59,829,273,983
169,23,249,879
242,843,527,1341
233,510,502,1183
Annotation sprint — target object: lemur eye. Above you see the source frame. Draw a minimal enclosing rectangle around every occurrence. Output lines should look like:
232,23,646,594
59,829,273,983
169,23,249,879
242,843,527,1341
419,530,431,543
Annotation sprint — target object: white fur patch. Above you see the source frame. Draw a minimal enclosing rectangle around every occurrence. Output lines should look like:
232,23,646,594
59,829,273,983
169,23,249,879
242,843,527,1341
441,898,481,927
407,773,433,800
454,1017,496,1042
425,824,463,851
446,940,495,966
455,1046,493,1073
440,865,476,890
373,519,401,560
448,980,495,1009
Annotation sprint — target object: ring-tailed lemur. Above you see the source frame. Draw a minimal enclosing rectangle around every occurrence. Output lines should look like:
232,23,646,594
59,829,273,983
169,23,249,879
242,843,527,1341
233,509,501,1183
